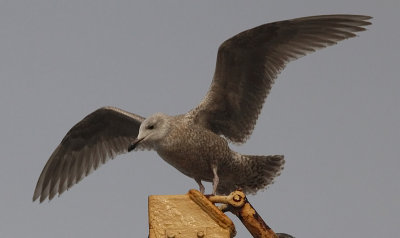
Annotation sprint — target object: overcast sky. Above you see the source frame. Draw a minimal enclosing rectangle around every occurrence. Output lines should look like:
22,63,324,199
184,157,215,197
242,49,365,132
1,1,399,237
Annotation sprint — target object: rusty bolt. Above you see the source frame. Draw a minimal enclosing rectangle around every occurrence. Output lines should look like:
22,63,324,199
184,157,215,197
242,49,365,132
197,231,205,238
233,194,242,202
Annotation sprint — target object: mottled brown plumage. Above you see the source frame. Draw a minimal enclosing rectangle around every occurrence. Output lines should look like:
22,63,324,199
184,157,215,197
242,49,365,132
33,15,371,202
149,115,284,195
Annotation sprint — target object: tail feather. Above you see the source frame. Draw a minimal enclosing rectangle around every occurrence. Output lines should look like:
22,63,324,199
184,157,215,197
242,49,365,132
217,154,285,195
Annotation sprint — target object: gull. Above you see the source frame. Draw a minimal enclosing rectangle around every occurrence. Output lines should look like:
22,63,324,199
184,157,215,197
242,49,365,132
33,15,371,202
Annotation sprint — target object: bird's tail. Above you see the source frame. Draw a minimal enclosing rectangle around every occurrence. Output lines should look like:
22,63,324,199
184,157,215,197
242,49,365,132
217,154,285,195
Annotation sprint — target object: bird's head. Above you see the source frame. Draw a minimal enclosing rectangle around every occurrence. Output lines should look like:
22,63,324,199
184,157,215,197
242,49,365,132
128,113,171,151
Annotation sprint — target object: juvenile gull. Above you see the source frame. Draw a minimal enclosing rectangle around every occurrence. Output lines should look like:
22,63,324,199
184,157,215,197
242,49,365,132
33,15,371,202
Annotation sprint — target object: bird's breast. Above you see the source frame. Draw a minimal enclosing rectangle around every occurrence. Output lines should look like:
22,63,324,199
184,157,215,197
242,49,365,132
155,124,230,180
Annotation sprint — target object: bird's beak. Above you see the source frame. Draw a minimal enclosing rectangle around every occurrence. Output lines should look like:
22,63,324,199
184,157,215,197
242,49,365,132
128,137,144,152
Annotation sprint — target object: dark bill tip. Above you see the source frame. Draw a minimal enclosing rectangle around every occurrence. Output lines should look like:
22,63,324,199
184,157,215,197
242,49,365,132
128,137,144,152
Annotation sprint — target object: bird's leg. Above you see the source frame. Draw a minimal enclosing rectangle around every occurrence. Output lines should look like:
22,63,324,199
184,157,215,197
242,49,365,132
195,178,205,194
211,164,219,195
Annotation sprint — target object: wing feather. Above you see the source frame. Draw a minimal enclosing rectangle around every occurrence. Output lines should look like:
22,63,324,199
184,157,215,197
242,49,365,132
33,106,144,202
187,15,371,143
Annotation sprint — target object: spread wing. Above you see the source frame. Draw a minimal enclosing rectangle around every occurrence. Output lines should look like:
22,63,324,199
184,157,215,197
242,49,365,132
187,15,371,143
33,106,145,202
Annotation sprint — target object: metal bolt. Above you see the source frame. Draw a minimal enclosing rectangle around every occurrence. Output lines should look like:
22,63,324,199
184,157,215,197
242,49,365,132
197,231,205,237
233,194,241,202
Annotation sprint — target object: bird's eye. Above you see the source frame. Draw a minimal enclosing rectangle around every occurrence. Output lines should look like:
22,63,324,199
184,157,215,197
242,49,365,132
146,125,154,130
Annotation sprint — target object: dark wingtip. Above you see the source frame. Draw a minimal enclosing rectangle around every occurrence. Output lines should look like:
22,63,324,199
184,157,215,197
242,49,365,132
32,195,46,203
32,190,40,203
39,196,46,203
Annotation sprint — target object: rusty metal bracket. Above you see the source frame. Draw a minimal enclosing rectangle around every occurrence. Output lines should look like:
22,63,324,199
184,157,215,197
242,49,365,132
206,190,294,238
148,189,293,238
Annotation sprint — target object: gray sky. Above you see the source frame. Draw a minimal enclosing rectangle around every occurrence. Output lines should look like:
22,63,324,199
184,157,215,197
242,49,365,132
1,1,399,237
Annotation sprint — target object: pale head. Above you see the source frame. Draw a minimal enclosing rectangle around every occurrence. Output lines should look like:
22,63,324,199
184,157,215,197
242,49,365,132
128,113,171,151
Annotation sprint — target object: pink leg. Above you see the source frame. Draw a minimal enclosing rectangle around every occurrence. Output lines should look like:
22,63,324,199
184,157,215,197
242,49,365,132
211,164,219,195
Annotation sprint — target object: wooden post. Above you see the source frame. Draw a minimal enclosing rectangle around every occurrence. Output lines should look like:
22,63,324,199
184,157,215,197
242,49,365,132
148,190,235,237
148,190,293,238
